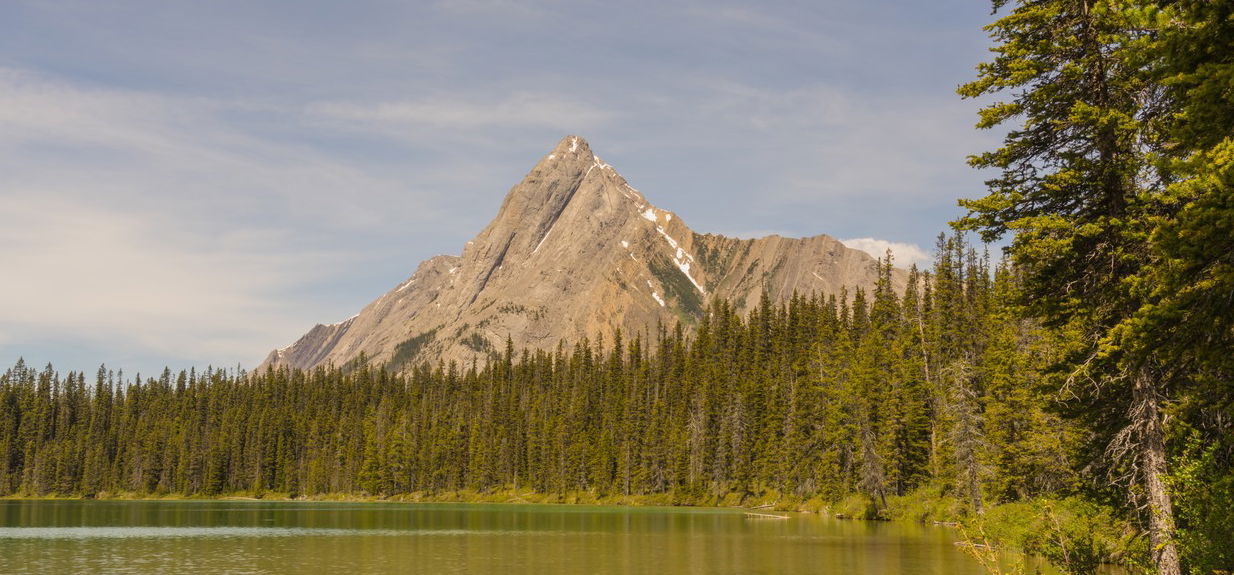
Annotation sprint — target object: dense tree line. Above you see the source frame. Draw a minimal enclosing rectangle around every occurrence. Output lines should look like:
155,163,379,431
0,238,1071,506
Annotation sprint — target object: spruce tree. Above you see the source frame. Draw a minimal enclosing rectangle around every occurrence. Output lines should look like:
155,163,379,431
957,1,1179,570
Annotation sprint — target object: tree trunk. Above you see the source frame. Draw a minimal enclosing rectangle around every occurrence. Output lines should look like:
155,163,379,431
859,420,888,510
1133,370,1181,575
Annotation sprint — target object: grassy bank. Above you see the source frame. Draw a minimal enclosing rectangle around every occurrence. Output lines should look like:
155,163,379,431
4,488,817,509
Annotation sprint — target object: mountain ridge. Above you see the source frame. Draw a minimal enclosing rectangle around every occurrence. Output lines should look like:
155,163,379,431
260,135,906,371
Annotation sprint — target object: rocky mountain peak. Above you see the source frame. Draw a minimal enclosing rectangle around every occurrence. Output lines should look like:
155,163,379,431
472,138,609,247
551,134,593,159
260,136,904,372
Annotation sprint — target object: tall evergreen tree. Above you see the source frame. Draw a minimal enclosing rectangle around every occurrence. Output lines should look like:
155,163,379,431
957,1,1179,571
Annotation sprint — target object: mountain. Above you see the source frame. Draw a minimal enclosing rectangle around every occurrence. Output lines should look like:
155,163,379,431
260,136,906,371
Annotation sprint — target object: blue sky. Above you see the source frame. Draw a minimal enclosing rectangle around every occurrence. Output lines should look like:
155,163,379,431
0,0,1002,377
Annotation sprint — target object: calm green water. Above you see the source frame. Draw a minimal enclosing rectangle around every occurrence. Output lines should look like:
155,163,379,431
0,500,1020,574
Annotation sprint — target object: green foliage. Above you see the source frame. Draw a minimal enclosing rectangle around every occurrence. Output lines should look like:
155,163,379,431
388,328,439,370
1171,433,1234,574
954,1,1234,572
978,498,1140,575
691,234,747,292
460,333,493,354
956,0,1160,360
832,494,880,520
957,497,1143,575
883,482,964,524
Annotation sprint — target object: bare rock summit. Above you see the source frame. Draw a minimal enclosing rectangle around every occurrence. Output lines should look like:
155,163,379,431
261,136,905,371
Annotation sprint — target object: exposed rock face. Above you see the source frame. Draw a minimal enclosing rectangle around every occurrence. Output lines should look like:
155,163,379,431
260,136,905,371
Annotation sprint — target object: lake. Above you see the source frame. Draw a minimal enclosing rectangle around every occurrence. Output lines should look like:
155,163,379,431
0,500,1029,574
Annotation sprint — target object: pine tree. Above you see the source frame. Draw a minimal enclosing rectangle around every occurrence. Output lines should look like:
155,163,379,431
957,1,1179,570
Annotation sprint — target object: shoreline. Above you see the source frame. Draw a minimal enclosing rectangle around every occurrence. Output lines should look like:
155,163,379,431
0,490,840,514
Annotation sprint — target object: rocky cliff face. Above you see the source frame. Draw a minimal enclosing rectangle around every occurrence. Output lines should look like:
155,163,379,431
261,136,905,371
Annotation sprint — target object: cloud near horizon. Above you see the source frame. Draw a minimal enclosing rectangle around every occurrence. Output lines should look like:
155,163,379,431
840,238,932,268
0,67,434,372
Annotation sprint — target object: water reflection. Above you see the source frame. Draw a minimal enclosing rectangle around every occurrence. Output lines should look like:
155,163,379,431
0,500,1016,575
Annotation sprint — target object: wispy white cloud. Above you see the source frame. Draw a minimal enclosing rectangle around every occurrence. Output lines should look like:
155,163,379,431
0,67,449,370
575,67,1001,247
841,238,932,268
0,66,444,227
309,91,614,133
0,191,342,363
0,68,443,232
657,76,989,201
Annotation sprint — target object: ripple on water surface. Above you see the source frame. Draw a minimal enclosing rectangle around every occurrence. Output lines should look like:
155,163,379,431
0,500,1036,575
